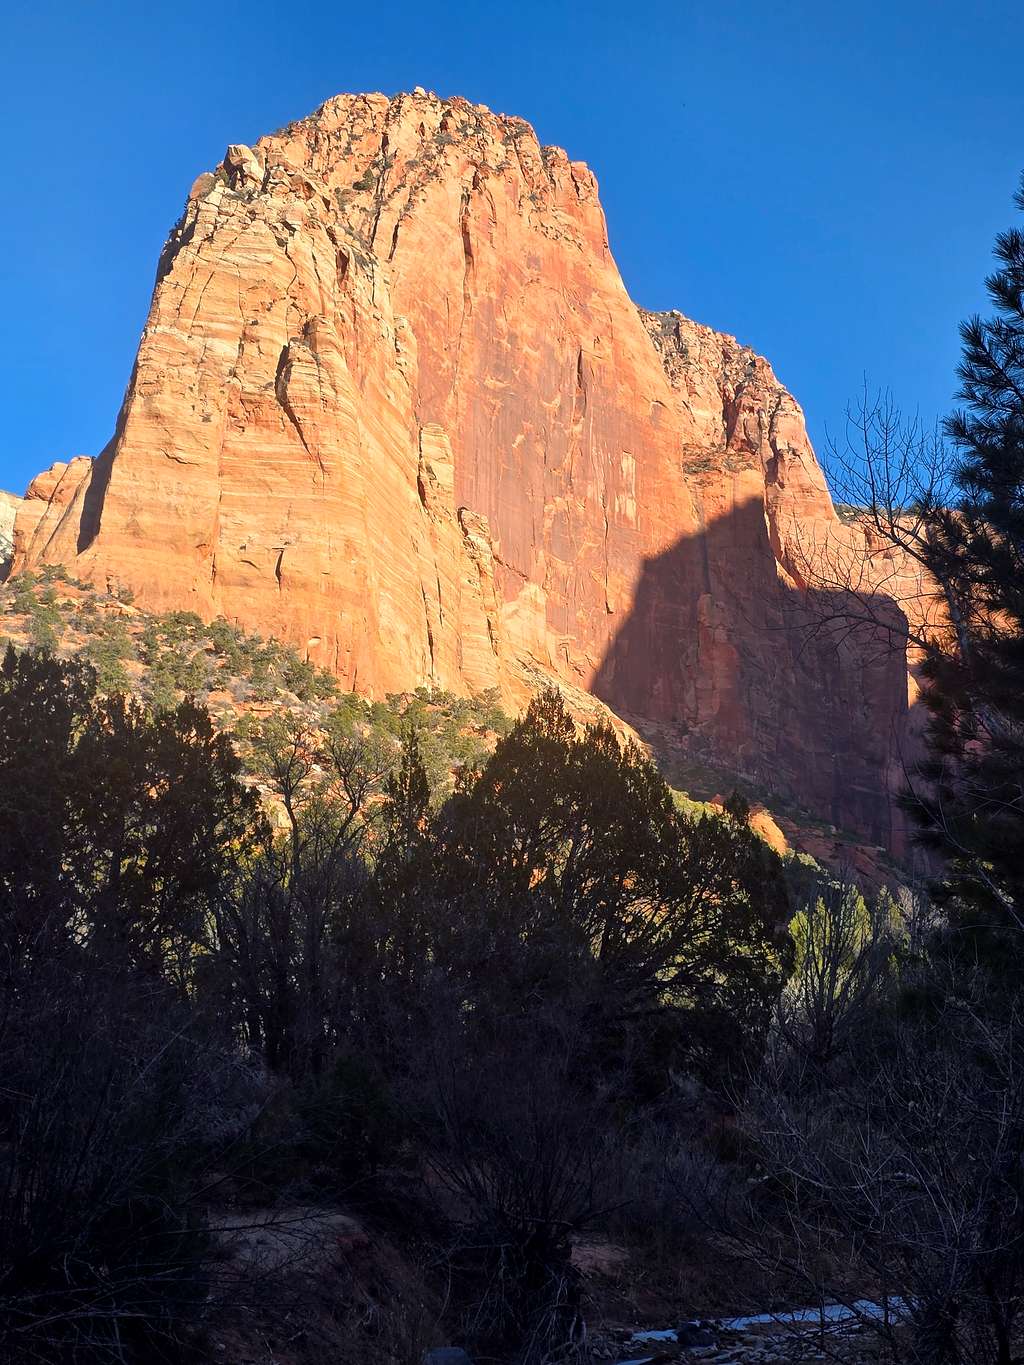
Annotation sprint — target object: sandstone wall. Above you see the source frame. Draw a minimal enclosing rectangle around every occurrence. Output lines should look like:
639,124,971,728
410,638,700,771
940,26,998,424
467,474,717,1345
13,91,920,843
0,490,22,577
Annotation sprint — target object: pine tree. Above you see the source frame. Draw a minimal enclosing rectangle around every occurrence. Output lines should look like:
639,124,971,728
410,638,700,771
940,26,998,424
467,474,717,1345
908,174,1024,940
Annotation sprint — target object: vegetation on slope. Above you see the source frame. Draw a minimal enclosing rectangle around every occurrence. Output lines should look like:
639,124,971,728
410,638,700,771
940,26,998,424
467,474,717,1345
0,565,511,799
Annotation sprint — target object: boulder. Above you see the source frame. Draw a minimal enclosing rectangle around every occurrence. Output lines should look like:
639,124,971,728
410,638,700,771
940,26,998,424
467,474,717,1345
423,1349,473,1365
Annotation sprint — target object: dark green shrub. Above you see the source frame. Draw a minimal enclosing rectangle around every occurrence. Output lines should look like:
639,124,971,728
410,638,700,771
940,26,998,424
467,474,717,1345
28,608,60,654
295,1053,405,1186
84,618,135,692
8,574,37,614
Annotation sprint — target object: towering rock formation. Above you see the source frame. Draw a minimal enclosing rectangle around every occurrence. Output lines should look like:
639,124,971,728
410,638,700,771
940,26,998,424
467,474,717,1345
11,91,916,843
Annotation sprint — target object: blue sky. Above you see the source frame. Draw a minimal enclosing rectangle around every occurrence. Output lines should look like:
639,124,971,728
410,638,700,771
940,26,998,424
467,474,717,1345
2,0,1022,495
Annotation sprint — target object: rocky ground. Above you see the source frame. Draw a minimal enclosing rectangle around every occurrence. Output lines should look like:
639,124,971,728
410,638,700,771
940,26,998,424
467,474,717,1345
594,1316,895,1364
571,1237,901,1365
204,1207,899,1365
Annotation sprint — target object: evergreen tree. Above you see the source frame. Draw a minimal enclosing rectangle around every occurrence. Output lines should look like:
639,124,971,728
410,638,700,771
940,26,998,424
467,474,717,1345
0,646,262,981
380,723,432,861
909,174,1024,941
425,690,793,1081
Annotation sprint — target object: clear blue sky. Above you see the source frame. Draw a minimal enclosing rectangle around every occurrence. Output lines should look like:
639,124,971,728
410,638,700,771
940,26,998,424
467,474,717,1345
2,0,1022,495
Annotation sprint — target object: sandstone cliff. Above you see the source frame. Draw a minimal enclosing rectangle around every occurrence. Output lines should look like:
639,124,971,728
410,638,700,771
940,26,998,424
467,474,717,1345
0,490,21,577
12,91,916,844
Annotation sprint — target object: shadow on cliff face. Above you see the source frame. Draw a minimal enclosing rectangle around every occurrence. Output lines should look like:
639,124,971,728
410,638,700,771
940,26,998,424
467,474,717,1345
76,438,117,556
590,496,913,851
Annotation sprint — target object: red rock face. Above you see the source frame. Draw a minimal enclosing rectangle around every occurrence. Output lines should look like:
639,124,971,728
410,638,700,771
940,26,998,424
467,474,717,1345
11,91,918,844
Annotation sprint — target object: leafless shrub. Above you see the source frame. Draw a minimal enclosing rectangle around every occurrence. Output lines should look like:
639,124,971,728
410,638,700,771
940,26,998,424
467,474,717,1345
735,987,1024,1365
406,995,616,1365
0,964,261,1362
603,1116,729,1265
787,386,961,660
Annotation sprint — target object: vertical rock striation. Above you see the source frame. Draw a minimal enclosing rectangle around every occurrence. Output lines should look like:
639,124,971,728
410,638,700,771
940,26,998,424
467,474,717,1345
12,91,917,842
